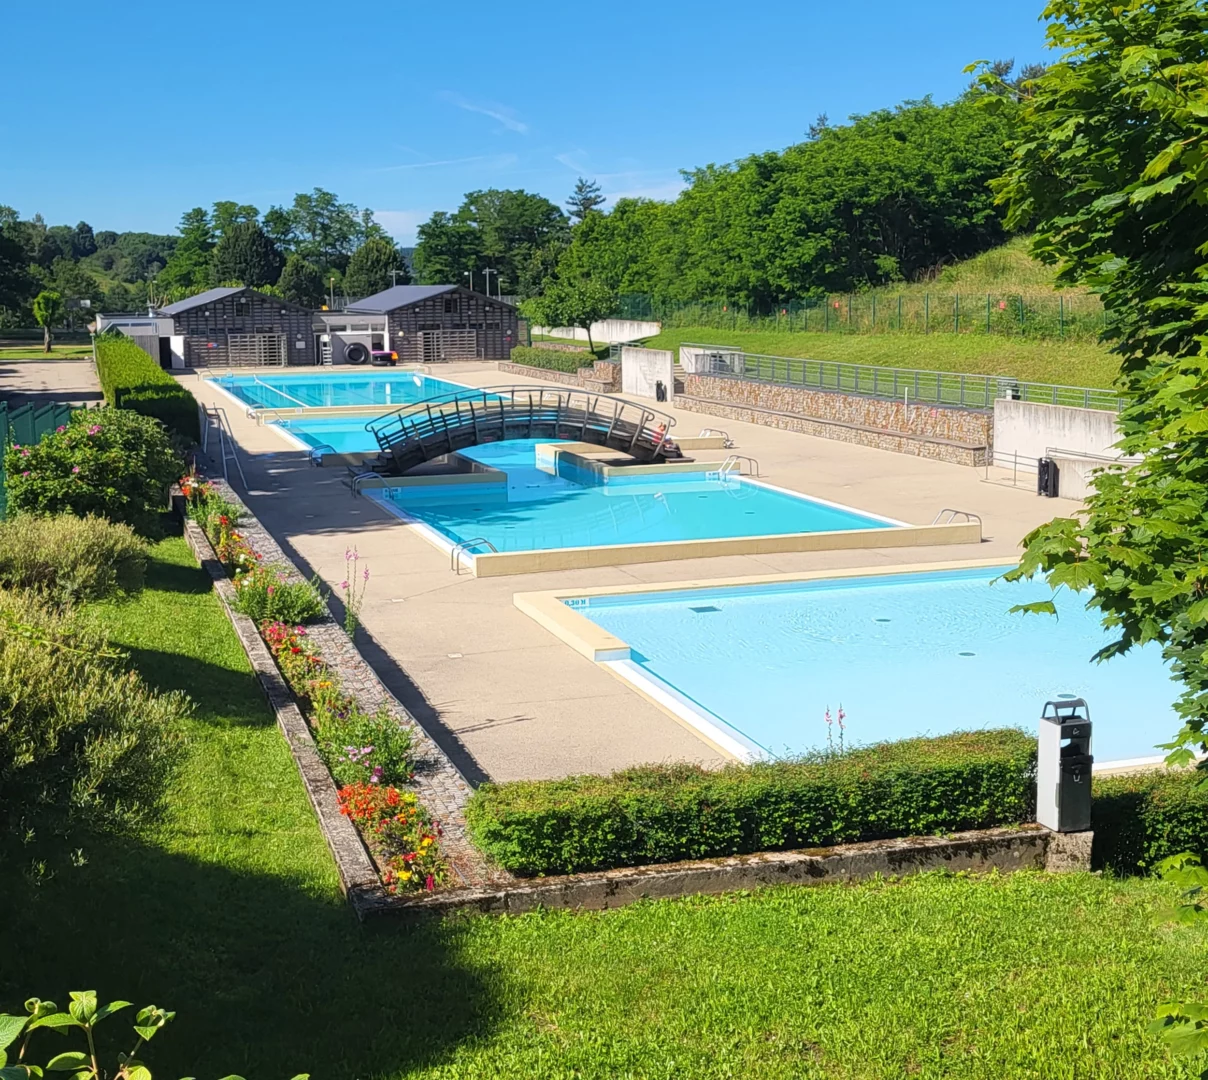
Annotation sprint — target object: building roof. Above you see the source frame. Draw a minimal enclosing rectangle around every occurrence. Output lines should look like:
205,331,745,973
344,284,458,313
157,286,247,316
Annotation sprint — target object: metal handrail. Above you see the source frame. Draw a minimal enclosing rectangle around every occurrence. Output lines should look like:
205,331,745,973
202,406,248,489
719,454,761,477
346,470,380,497
307,443,337,466
697,427,735,447
932,508,982,525
252,375,309,409
450,537,498,573
685,342,1124,413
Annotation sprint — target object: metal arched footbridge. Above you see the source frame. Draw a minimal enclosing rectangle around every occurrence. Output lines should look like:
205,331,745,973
360,385,684,476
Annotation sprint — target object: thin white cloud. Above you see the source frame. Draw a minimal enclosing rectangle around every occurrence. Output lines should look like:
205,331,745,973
554,151,589,173
439,92,528,134
372,209,432,246
372,155,493,173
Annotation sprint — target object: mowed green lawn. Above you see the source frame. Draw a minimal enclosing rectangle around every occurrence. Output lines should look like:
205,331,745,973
1,538,1204,1079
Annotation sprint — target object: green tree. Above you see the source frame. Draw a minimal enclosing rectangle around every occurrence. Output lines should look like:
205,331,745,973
343,237,407,298
210,200,259,238
31,290,63,352
0,231,34,316
71,220,96,258
265,188,365,271
157,208,214,292
978,2,1208,1066
566,177,606,222
519,278,617,352
411,211,482,285
278,254,326,308
209,221,284,287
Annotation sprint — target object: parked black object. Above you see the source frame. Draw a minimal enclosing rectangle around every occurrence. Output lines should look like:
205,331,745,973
1037,457,1060,497
655,380,667,402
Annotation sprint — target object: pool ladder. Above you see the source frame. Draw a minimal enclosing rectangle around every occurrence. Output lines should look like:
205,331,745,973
697,427,735,448
450,537,498,574
932,508,982,525
307,443,337,467
706,454,761,481
345,469,380,497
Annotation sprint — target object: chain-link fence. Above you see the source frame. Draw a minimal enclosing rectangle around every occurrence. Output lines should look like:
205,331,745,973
619,292,1106,341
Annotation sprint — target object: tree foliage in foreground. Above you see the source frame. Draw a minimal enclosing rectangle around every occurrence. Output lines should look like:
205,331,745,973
519,278,617,352
981,0,1208,1065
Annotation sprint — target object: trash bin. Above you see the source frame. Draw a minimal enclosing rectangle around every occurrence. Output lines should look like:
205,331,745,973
1037,698,1093,832
1037,457,1060,498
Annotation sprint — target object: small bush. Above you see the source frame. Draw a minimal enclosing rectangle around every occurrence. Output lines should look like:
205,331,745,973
95,334,200,443
1092,770,1208,874
0,514,147,602
507,346,589,374
0,590,188,839
232,564,327,624
465,729,1037,876
5,408,183,538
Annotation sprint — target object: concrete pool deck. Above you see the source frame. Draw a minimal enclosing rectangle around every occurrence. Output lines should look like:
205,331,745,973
184,362,1084,782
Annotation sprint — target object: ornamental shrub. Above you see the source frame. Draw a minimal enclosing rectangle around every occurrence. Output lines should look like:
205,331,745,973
0,590,188,840
506,345,590,374
1091,770,1208,874
0,514,146,602
5,408,182,538
465,729,1037,876
231,563,327,625
95,333,200,443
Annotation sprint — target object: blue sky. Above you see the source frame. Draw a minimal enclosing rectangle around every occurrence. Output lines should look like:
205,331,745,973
2,0,1051,245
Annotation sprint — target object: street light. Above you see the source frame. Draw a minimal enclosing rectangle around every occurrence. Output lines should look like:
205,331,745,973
484,268,496,299
464,269,475,293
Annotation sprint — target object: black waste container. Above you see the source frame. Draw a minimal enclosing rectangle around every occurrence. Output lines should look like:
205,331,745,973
1037,457,1060,497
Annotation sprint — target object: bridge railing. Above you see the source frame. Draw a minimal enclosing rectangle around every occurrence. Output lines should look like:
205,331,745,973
366,386,679,463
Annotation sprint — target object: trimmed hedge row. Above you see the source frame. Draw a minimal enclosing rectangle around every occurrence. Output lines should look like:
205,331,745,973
1092,770,1208,874
96,335,200,443
507,345,591,374
465,730,1037,876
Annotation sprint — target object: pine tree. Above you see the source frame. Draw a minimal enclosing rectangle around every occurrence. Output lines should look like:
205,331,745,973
210,221,284,287
278,254,326,308
566,178,606,223
343,237,406,298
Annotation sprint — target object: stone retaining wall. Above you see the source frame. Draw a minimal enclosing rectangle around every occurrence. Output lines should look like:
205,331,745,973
499,359,621,393
683,374,992,466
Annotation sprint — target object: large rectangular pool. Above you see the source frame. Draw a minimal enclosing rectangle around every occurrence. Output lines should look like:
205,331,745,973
570,567,1176,764
370,440,898,552
214,371,469,411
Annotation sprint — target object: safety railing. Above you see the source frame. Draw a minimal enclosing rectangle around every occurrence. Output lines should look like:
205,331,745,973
697,427,735,447
932,509,982,526
684,343,1124,413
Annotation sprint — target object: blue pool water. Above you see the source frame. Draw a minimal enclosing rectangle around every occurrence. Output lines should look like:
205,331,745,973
576,567,1177,763
271,415,391,454
216,371,469,411
370,439,895,552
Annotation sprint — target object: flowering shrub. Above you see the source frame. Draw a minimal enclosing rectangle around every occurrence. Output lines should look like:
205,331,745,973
338,783,444,893
232,562,327,625
340,547,370,637
261,621,415,787
5,408,182,537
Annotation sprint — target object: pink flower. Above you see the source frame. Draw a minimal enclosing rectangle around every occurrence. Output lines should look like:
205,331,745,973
363,566,370,581
87,424,101,436
266,585,275,595
425,874,435,892
21,471,30,478
340,580,349,590
20,448,29,457
55,425,65,433
72,465,80,474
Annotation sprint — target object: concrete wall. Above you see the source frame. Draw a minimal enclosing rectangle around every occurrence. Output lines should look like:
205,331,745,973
993,398,1122,467
533,318,661,344
499,359,620,393
682,373,991,465
622,346,675,401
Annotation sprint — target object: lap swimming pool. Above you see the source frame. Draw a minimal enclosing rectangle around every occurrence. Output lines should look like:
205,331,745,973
369,439,898,554
540,566,1176,765
214,371,469,411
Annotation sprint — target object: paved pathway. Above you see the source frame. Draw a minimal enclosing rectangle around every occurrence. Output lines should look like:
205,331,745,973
187,363,1083,783
0,357,103,409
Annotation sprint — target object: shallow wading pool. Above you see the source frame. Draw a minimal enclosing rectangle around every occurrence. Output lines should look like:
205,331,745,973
541,566,1177,764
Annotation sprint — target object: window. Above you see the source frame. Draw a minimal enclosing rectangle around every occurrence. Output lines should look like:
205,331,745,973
418,322,442,331
486,321,502,330
443,297,460,314
328,324,348,333
350,323,370,332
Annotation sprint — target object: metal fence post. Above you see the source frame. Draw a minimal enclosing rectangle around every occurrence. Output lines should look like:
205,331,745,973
871,294,876,330
897,295,903,331
986,294,991,333
954,294,960,333
1059,294,1065,338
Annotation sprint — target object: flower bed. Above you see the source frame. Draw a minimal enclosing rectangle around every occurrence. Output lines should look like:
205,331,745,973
181,474,447,893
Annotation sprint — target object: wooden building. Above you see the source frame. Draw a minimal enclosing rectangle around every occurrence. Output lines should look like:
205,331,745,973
345,285,517,363
158,286,316,367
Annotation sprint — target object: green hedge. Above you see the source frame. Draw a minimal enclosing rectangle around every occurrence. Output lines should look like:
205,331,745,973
507,345,592,374
1092,770,1208,874
96,335,200,444
466,730,1037,876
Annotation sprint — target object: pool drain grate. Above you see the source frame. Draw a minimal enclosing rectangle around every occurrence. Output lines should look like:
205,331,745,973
690,605,721,614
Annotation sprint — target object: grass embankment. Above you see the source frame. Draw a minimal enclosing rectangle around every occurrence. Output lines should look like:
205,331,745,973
2,538,1205,1078
0,345,94,361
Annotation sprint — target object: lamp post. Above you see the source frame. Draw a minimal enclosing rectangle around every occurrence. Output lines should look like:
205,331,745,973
464,269,475,293
329,278,336,311
484,268,496,299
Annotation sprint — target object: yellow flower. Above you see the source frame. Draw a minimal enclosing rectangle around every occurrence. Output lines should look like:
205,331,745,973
398,870,412,881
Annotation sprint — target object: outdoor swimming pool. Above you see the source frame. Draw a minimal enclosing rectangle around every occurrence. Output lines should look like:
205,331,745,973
369,439,898,552
269,414,391,454
214,371,469,411
568,566,1177,764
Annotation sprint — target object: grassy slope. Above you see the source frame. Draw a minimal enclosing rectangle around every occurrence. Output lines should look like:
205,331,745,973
645,328,1121,388
2,539,1204,1078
